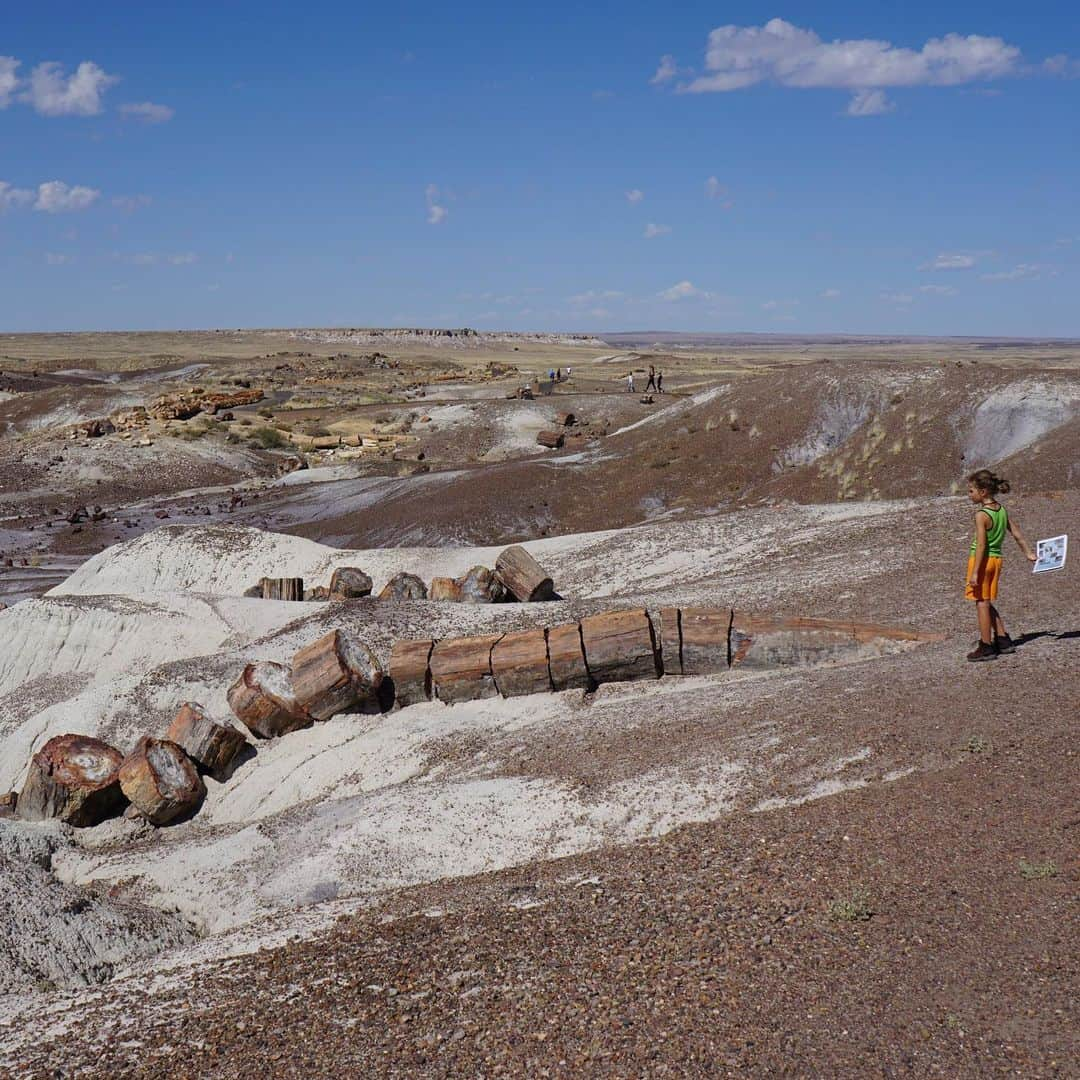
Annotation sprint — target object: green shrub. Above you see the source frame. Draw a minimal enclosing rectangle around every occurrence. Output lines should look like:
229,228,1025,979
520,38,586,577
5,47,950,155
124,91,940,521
250,426,289,450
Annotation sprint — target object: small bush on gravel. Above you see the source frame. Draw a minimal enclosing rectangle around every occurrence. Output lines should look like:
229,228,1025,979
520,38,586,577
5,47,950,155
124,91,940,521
962,735,991,754
1018,859,1057,880
250,426,288,450
829,888,874,922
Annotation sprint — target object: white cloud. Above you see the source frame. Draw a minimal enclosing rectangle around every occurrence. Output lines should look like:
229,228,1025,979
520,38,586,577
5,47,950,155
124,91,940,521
980,263,1042,281
820,288,841,298
45,252,75,265
0,181,34,211
651,54,678,85
625,188,644,204
658,280,709,301
112,193,152,212
881,291,914,304
425,183,448,225
167,252,198,265
0,56,19,109
23,60,118,116
119,101,174,123
569,289,623,305
1043,54,1080,78
761,298,800,311
704,176,724,199
846,88,894,115
643,222,671,238
921,252,976,270
919,284,957,295
665,19,1023,113
33,180,100,213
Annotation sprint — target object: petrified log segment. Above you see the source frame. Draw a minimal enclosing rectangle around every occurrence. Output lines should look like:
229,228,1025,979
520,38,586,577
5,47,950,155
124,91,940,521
378,572,428,601
430,634,503,704
657,608,682,676
555,411,576,427
494,546,555,602
0,791,16,818
291,628,384,720
580,608,661,685
16,735,125,826
165,703,247,781
228,661,312,738
328,567,373,600
389,639,435,708
243,584,263,598
429,576,463,602
547,622,591,692
678,608,732,676
730,614,861,670
457,566,507,604
536,430,564,449
304,586,331,601
491,628,551,697
118,737,206,826
261,577,304,601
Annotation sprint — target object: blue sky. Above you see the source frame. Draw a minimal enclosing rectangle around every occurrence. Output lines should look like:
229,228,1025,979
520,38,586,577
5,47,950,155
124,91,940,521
1,2,1078,335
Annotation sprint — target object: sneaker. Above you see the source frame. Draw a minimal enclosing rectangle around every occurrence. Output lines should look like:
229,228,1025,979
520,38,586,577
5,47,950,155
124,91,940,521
994,634,1016,654
967,641,997,662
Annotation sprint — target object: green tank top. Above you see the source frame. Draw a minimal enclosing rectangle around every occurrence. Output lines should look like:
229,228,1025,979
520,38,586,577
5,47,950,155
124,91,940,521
970,505,1007,557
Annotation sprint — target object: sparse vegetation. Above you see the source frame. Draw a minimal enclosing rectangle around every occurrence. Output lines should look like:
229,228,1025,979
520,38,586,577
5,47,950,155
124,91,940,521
829,887,874,922
1018,859,1057,880
962,735,991,754
250,426,289,450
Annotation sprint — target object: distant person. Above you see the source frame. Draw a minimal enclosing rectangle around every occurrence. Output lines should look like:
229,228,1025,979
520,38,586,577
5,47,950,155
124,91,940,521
964,469,1036,662
548,369,556,383
645,365,657,393
566,366,572,379
626,372,635,393
657,371,664,393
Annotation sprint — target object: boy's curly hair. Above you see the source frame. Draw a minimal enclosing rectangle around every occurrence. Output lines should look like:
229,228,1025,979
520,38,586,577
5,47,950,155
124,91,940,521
968,468,1011,495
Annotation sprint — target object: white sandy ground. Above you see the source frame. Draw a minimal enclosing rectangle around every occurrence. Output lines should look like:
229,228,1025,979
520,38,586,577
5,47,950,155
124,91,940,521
0,506,942,1010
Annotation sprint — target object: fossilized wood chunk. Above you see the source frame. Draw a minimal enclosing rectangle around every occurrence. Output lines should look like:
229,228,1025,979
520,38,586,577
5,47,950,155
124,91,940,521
118,737,206,826
580,608,660,685
304,586,331,601
555,411,576,427
0,791,16,818
429,576,464,602
547,622,591,692
17,734,126,827
165,703,247,781
494,546,555,603
291,628,384,720
242,583,263,598
729,614,860,669
456,566,507,604
389,639,435,708
536,430,564,449
655,608,682,676
678,607,731,676
430,634,503,704
491,628,551,698
378,572,428,601
261,577,304,601
328,567,373,599
227,660,312,738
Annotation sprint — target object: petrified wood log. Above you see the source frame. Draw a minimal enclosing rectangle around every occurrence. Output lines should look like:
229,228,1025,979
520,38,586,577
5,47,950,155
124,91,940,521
378,572,428,601
657,608,682,676
291,628,384,720
227,660,312,738
429,576,464,602
118,737,206,826
430,634,503,704
242,584,263,598
678,607,731,676
555,411,576,427
389,639,435,708
304,586,331,601
546,622,591,692
494,546,554,603
536,430,564,449
261,577,304,601
491,628,551,697
165,703,247,781
580,608,661,685
0,791,15,818
17,734,125,827
456,566,507,604
729,614,861,670
328,567,373,599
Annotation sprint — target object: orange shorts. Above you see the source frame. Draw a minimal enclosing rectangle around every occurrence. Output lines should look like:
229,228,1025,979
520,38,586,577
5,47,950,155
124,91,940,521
965,554,1001,601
